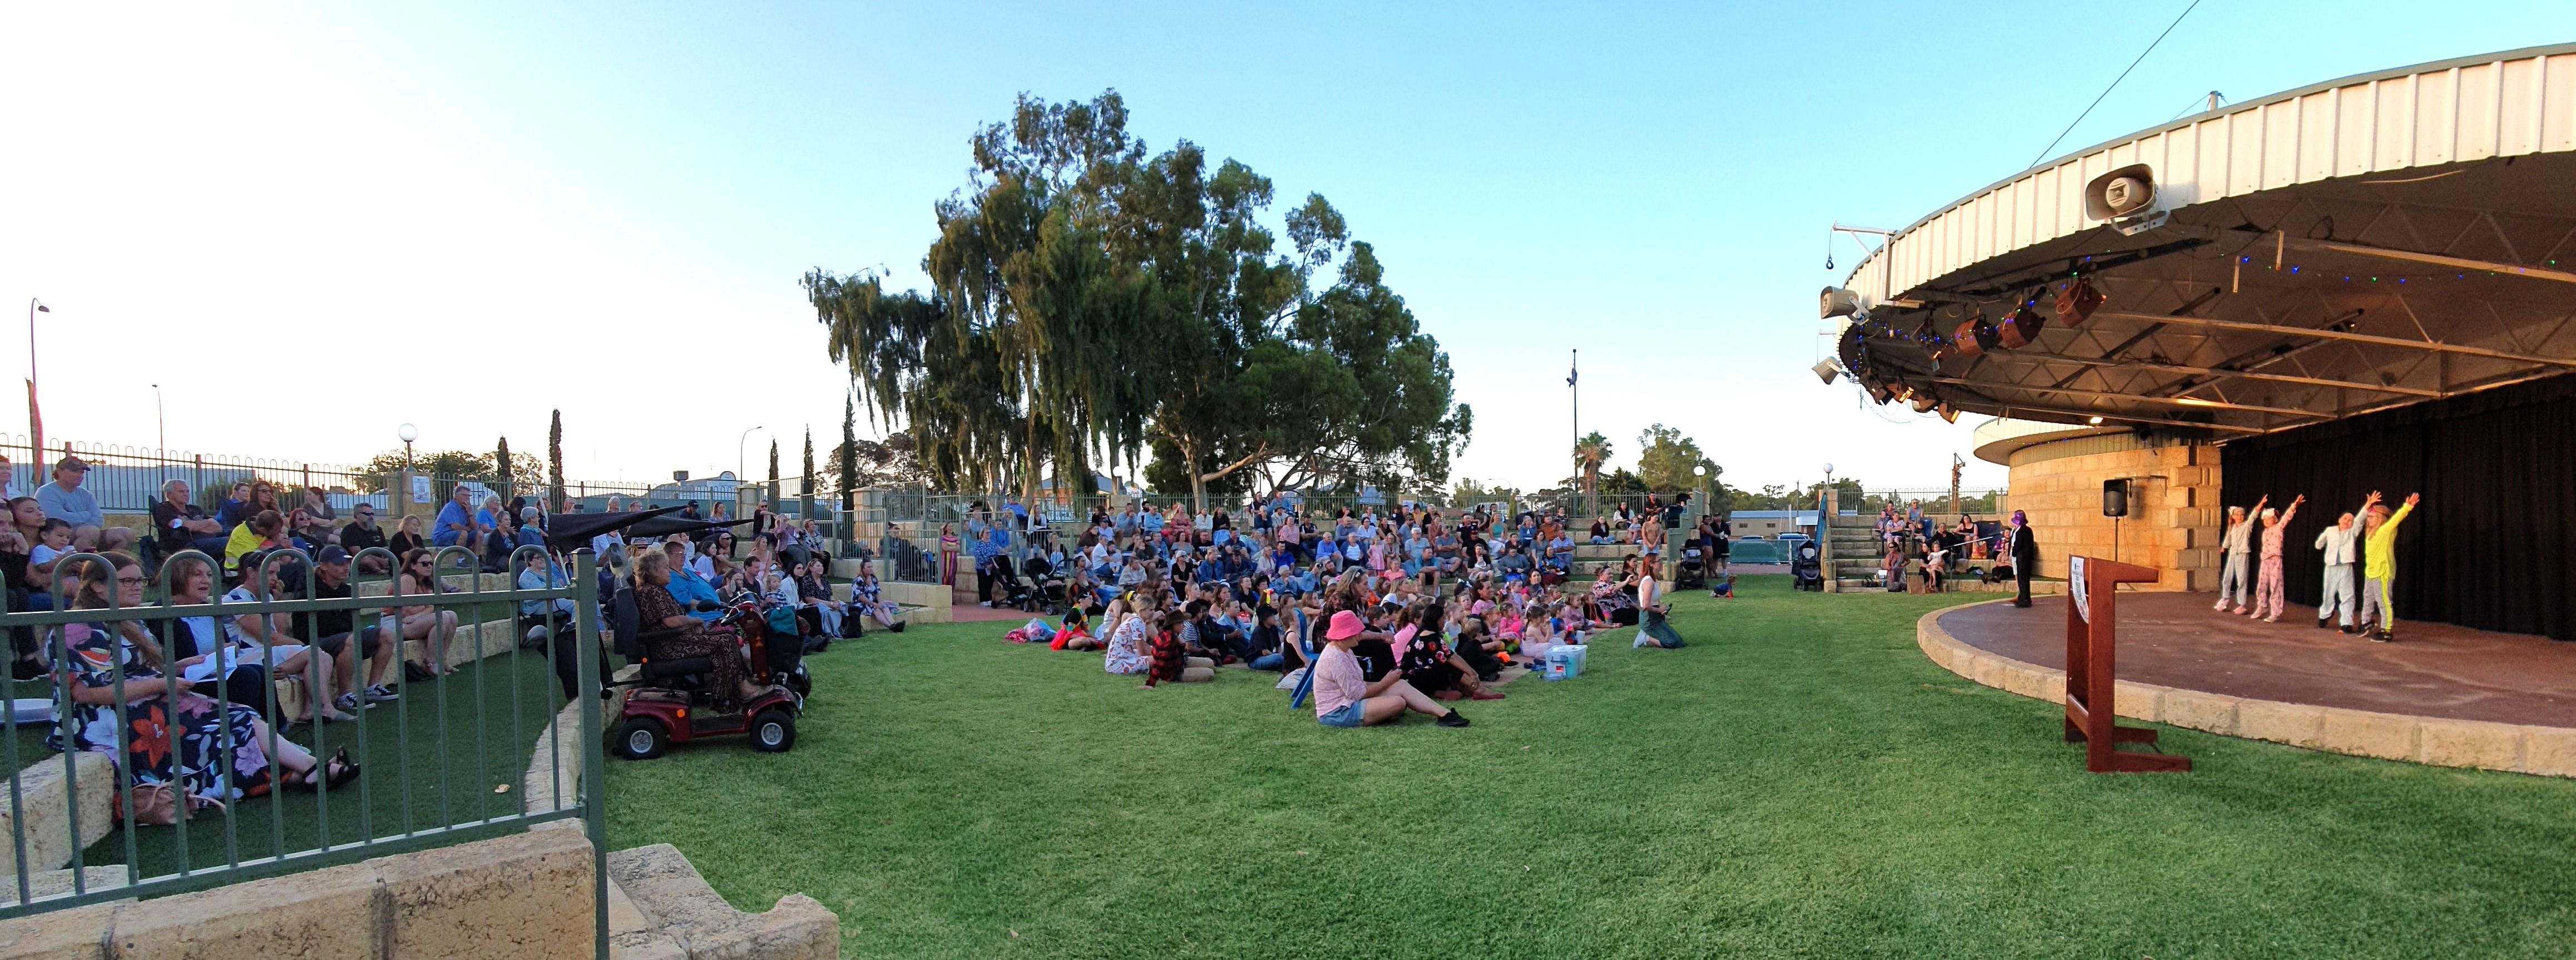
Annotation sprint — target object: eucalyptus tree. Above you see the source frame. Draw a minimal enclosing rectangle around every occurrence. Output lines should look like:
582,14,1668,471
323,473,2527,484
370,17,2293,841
808,90,1471,509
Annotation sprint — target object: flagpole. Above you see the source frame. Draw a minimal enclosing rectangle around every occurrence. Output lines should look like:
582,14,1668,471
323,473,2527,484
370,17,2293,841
1570,348,1579,515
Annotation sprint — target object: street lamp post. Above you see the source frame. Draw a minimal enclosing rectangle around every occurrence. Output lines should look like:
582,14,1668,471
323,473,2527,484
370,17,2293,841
27,299,47,476
151,384,165,454
737,426,764,487
399,423,418,469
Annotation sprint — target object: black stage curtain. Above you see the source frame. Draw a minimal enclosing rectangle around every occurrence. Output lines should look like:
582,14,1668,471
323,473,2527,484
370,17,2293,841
2219,373,2576,641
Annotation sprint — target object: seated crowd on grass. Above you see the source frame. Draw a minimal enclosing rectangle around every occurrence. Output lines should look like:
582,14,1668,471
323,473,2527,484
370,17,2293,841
987,496,1707,729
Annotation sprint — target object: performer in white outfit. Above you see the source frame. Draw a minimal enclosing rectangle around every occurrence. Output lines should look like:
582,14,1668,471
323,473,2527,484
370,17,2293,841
2212,497,2264,613
2312,508,2363,632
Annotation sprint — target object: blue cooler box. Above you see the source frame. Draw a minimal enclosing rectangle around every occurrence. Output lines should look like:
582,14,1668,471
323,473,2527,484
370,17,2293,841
1544,644,1588,680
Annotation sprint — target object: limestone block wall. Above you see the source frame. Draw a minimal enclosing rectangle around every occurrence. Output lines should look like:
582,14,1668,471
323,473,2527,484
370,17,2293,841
2005,434,2222,591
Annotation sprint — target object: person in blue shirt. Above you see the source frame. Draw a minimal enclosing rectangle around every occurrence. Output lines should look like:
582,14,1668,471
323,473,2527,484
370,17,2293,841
658,540,725,623
1546,533,1575,572
431,484,479,550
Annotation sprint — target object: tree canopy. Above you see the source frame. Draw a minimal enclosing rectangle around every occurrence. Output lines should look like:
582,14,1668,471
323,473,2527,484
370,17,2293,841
1634,423,1717,494
805,90,1470,508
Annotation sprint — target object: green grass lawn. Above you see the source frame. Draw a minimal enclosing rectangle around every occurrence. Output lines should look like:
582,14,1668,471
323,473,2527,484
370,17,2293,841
606,576,2576,959
12,645,565,886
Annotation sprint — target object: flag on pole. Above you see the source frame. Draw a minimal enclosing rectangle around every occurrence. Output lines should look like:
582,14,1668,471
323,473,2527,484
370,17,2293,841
1566,363,1577,387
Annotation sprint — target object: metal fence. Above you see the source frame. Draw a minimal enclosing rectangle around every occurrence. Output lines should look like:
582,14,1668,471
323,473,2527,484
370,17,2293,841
1,545,609,957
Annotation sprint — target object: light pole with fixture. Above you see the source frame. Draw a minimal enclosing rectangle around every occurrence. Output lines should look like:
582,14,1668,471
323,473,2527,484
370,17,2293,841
399,423,418,469
151,384,165,454
737,426,764,488
27,299,47,476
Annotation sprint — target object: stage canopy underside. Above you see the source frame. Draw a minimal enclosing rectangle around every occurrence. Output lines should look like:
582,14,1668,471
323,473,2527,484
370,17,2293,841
1833,46,2576,440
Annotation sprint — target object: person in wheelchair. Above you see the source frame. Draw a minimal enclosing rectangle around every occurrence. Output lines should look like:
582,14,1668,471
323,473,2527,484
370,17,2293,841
632,549,767,711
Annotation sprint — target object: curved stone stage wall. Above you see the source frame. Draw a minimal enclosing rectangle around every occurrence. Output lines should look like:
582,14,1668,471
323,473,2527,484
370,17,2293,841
1917,598,2575,778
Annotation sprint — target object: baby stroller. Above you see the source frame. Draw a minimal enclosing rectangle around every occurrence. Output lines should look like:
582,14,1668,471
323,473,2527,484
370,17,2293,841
1675,548,1707,591
1791,541,1825,591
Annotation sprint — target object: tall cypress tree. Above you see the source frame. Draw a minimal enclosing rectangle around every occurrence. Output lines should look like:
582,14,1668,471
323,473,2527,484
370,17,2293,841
839,393,858,513
495,436,512,503
547,409,565,512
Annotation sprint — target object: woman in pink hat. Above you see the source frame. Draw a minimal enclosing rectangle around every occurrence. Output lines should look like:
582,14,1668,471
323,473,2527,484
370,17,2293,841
1310,610,1467,728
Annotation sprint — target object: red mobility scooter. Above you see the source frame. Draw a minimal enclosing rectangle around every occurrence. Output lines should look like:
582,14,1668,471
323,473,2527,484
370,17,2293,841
608,589,809,760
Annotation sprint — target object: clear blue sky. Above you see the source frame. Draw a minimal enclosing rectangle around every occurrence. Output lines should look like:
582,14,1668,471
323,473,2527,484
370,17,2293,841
2,2,2566,493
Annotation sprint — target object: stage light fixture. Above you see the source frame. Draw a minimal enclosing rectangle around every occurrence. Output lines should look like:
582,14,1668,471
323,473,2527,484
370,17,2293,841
2054,278,2104,326
1910,393,1938,414
1812,359,1842,385
1937,403,1960,423
1998,306,2045,349
1868,382,1896,405
1952,318,2001,358
1819,286,1861,319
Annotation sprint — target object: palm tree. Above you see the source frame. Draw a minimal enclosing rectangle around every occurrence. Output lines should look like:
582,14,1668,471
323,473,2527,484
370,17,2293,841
1572,431,1611,515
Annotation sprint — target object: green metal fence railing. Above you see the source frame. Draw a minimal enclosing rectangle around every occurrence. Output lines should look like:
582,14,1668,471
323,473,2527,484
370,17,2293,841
2,545,609,958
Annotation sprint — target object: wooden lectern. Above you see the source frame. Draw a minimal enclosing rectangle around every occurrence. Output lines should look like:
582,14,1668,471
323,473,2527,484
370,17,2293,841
2063,555,2190,773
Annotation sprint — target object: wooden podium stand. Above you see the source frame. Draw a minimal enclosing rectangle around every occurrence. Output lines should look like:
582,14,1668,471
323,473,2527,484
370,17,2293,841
2063,555,2190,774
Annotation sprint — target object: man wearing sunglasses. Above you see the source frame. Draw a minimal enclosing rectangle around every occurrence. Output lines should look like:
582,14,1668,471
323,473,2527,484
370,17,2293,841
339,503,390,573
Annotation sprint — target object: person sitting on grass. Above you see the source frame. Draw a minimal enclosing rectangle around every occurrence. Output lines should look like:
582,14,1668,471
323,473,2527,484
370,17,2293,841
1051,606,1099,651
1310,610,1469,728
1452,614,1508,682
1392,602,1503,701
1102,597,1150,675
1142,608,1215,689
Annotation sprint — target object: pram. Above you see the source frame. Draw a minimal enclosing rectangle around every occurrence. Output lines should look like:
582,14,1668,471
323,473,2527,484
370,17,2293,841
1675,548,1707,590
1791,541,1825,591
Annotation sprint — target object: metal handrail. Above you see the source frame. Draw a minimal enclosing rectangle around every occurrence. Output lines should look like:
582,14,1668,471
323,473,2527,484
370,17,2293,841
2,546,607,959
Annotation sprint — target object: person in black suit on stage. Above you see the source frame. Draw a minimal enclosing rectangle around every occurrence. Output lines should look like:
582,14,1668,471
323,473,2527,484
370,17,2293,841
2009,509,2039,608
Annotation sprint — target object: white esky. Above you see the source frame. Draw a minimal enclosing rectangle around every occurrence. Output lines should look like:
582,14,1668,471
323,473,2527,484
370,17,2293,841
2,3,2562,494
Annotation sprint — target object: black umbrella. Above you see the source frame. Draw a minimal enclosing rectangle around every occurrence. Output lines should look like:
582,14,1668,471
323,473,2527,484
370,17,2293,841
626,515,759,541
543,506,684,552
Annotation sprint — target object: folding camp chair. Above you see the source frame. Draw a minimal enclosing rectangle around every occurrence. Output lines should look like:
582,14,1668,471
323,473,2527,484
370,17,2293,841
1288,608,1323,709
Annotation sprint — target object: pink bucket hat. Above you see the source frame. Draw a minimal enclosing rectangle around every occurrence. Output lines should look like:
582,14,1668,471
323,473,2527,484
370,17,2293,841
1326,610,1366,641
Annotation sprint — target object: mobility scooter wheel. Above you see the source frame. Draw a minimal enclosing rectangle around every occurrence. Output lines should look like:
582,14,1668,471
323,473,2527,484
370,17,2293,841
750,707,797,753
615,717,668,760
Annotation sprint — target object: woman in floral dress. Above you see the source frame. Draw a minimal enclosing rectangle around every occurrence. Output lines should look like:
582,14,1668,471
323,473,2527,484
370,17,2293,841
1101,597,1151,677
49,553,351,810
